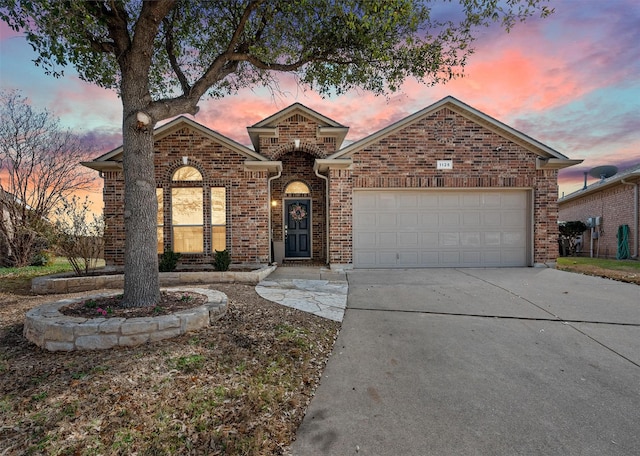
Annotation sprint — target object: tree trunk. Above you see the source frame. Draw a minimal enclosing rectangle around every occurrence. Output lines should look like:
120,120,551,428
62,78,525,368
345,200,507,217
120,114,160,307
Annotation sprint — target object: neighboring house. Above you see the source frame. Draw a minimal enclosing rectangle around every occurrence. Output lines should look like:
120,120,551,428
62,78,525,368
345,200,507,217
83,96,581,269
558,164,640,260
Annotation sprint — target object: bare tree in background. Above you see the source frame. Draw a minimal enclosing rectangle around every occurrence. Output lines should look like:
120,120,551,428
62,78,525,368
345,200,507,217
0,90,96,267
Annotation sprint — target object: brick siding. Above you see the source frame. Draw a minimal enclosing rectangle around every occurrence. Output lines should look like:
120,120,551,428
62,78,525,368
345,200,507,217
559,179,639,259
328,108,560,266
103,127,270,266
100,104,565,269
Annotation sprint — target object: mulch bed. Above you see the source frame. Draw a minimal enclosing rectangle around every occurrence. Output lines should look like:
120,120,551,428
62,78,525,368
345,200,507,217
60,291,208,319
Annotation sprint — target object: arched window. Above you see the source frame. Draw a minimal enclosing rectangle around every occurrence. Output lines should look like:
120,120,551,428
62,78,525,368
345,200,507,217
284,180,310,194
157,165,226,254
172,166,202,181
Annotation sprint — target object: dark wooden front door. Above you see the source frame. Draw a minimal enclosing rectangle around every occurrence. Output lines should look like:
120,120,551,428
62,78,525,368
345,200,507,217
285,199,311,258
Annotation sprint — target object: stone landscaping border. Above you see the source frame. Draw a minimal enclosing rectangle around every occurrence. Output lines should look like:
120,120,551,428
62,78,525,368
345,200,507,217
23,287,227,352
31,265,276,294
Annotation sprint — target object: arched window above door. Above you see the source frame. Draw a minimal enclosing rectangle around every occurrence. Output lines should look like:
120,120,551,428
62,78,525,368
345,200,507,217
284,181,310,194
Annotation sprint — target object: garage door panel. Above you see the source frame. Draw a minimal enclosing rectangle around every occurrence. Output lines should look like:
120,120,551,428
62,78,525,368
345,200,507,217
357,193,377,210
440,212,460,226
421,214,438,227
379,251,398,266
421,232,439,246
398,232,419,247
354,212,376,228
462,193,481,207
441,251,462,264
353,190,529,268
355,251,377,267
502,249,526,265
355,232,377,248
379,214,397,227
483,211,503,226
485,232,501,246
463,212,481,226
398,193,419,208
501,192,526,207
398,251,418,265
461,232,481,247
440,232,460,246
483,193,502,207
379,194,397,210
379,232,397,247
502,211,525,227
503,232,525,246
419,193,439,208
440,194,461,207
462,251,481,265
399,213,419,227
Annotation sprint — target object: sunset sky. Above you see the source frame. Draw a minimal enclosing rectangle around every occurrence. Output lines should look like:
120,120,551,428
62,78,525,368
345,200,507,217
1,0,639,212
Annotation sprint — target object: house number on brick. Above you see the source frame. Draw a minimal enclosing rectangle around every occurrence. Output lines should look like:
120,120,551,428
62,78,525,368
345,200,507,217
437,160,453,170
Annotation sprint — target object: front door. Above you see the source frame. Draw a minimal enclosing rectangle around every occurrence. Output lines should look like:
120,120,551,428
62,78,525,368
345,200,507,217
285,199,311,258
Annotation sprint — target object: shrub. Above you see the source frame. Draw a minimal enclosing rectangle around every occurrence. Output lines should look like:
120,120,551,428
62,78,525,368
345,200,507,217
213,249,231,271
558,220,588,256
30,249,53,267
159,249,181,272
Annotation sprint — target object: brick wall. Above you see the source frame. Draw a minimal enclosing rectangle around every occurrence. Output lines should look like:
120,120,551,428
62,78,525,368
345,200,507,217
559,180,639,259
102,126,270,266
259,113,336,159
327,108,560,266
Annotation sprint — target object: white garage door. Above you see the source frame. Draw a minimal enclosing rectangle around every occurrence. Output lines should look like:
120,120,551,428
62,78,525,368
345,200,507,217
353,190,530,268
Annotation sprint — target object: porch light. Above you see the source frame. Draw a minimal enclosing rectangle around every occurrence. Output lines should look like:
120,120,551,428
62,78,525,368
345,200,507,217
294,139,300,149
182,156,188,165
271,200,278,207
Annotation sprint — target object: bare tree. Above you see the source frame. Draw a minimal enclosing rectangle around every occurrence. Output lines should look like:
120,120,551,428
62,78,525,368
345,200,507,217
53,195,105,275
0,90,96,267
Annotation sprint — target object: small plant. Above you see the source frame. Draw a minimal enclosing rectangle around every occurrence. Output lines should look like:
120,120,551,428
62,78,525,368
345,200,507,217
180,294,193,302
96,307,113,317
159,249,181,272
172,354,205,373
213,249,231,271
84,299,98,309
152,305,164,314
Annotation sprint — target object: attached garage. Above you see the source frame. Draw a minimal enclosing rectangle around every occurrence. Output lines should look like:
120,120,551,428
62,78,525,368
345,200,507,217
353,189,531,268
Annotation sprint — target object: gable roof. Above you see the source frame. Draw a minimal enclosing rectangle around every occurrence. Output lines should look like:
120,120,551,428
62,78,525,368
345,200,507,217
559,163,640,203
83,116,267,172
329,96,581,169
247,102,349,152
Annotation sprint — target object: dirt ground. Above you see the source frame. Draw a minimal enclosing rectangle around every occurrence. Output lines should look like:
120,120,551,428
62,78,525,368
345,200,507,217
0,284,340,455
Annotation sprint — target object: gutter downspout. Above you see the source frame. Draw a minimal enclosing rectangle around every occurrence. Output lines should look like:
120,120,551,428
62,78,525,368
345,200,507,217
267,169,282,264
621,179,639,259
314,167,330,265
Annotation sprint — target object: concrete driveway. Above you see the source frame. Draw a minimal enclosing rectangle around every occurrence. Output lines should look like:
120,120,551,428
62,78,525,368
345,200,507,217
291,268,640,456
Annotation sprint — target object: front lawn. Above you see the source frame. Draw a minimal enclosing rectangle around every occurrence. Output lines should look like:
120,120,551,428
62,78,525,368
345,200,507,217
557,257,640,285
0,257,105,295
0,283,339,455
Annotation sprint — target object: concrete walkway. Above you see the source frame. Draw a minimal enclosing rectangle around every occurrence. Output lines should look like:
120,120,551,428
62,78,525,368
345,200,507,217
255,266,348,322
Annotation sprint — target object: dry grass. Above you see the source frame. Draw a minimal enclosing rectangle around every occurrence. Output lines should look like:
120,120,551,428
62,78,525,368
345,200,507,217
556,257,640,285
0,284,340,455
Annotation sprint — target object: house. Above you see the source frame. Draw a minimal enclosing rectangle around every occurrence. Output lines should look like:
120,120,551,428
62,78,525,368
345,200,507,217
558,164,640,259
83,96,581,269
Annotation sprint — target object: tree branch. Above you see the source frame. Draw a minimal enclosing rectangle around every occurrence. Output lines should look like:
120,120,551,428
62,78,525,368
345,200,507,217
162,10,191,94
